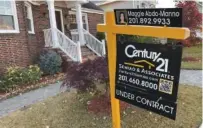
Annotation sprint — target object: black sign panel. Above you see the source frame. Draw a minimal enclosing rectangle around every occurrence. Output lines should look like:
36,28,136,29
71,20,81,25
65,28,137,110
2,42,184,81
115,39,182,120
114,8,182,27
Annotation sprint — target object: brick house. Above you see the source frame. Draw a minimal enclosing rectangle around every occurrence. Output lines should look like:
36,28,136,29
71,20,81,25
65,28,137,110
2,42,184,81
0,0,105,74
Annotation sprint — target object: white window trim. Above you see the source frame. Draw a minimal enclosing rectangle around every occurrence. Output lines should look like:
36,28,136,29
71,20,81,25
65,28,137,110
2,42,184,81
25,2,35,34
69,11,89,34
0,0,19,33
55,8,65,33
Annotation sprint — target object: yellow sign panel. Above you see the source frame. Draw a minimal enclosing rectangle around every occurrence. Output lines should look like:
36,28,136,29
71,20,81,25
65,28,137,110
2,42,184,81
97,12,190,128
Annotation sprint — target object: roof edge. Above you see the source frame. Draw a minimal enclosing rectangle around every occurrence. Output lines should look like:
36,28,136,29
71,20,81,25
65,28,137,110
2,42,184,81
96,0,119,6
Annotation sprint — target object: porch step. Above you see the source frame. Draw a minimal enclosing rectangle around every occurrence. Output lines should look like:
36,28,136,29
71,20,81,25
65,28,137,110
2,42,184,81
81,46,96,57
44,46,98,63
57,50,73,62
81,46,97,62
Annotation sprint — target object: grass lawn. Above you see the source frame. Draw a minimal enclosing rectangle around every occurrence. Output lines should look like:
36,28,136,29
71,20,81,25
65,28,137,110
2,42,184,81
181,45,202,70
0,85,201,128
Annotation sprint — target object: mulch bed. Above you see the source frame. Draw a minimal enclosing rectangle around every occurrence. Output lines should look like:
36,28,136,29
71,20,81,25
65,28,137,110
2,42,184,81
182,57,202,62
87,94,130,115
0,73,65,101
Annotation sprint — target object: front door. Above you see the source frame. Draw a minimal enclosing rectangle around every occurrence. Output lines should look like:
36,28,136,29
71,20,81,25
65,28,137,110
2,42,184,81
55,10,63,32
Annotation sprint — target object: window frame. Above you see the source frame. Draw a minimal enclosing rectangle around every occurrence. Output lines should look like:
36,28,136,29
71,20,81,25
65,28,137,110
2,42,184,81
69,11,89,34
0,0,19,33
25,2,35,34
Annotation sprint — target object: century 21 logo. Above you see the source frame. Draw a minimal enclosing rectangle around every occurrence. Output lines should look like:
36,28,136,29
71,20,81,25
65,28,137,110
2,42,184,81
125,45,169,72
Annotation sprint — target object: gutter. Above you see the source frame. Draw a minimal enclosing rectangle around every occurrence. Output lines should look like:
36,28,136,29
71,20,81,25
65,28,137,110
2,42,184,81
96,0,118,6
28,0,41,6
78,0,89,4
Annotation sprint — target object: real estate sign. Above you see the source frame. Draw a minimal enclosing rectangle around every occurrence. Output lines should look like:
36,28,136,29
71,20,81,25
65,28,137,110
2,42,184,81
114,8,182,27
115,41,182,119
97,9,189,128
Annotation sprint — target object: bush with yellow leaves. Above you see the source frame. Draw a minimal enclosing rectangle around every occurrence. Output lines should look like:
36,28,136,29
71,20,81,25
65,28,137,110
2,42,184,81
0,65,42,92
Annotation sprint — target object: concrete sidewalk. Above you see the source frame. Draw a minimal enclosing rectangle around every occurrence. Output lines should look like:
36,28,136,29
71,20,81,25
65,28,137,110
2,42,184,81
0,82,67,118
179,69,202,87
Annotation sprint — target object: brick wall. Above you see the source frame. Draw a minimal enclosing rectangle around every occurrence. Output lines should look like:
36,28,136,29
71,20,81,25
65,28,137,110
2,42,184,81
28,5,71,63
0,2,53,74
28,4,50,63
0,1,31,73
87,13,104,36
0,2,104,74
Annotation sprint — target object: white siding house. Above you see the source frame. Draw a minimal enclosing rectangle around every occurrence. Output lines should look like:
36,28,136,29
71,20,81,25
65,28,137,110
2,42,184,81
96,0,157,24
96,0,157,12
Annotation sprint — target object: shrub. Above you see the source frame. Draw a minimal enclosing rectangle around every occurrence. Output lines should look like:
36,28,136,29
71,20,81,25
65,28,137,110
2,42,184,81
27,65,42,82
3,66,24,86
0,77,14,92
176,1,202,46
0,65,42,92
63,57,108,92
96,32,105,41
38,50,62,75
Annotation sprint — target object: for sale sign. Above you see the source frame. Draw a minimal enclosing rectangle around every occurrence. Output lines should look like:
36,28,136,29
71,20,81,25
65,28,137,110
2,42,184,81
115,39,182,120
114,8,182,27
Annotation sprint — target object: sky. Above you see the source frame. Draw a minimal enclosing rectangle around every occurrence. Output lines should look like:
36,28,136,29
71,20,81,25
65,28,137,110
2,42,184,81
156,0,175,8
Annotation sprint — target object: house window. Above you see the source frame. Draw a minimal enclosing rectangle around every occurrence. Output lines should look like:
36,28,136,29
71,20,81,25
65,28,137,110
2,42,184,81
69,12,89,31
25,2,34,34
0,0,19,33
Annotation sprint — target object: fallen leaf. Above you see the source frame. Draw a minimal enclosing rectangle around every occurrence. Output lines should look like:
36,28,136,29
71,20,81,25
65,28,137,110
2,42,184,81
103,116,107,120
123,111,127,115
131,111,136,114
87,101,91,105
